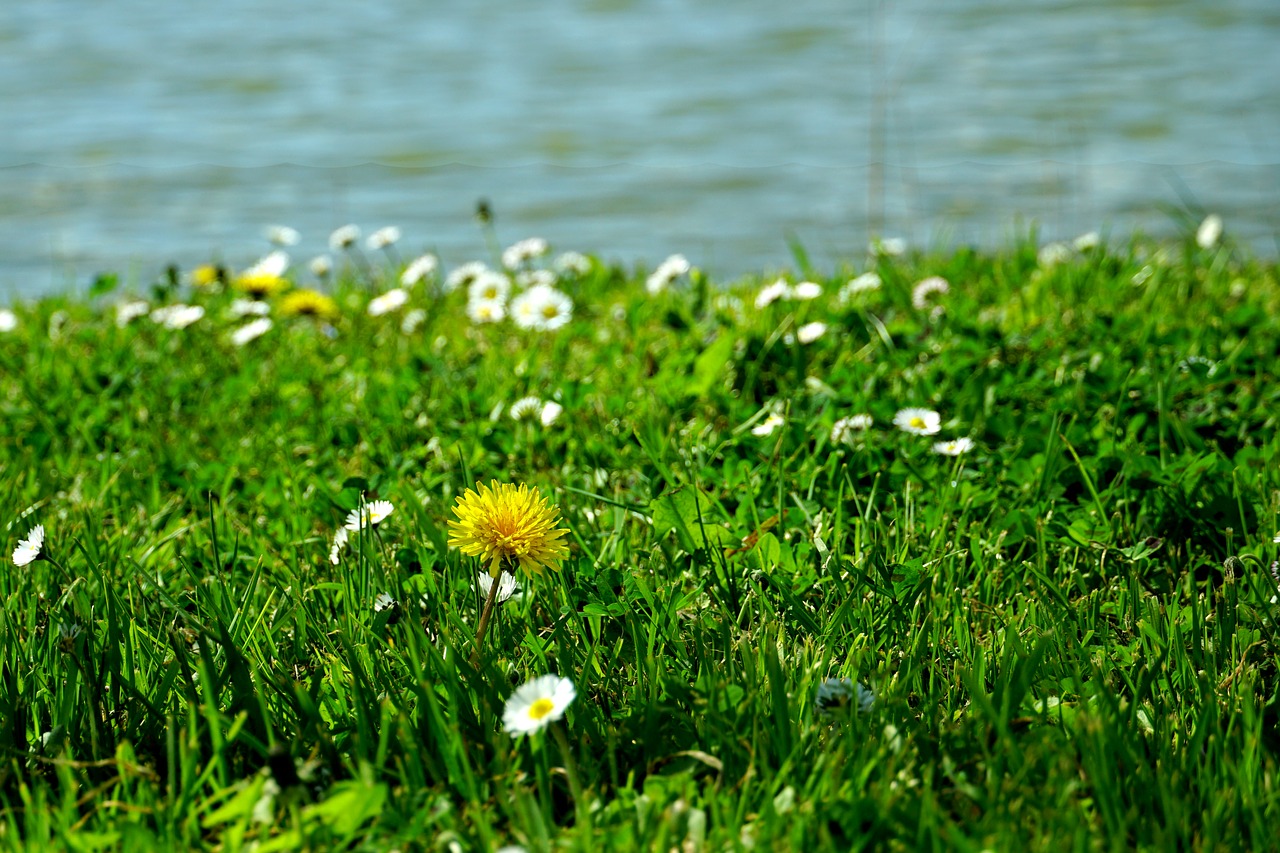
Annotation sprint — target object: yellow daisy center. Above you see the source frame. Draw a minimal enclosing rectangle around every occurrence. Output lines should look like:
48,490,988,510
910,416,926,429
528,698,556,720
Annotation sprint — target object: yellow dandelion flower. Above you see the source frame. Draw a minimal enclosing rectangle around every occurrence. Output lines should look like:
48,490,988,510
280,289,340,321
191,264,223,288
235,273,290,298
448,480,570,578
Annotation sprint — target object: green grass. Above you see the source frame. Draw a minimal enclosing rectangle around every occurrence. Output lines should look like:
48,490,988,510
1,232,1278,851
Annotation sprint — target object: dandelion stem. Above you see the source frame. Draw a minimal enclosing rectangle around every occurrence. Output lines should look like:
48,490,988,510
551,721,591,834
471,568,503,666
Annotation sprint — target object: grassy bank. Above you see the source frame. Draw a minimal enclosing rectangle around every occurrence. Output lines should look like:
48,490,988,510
1,231,1278,850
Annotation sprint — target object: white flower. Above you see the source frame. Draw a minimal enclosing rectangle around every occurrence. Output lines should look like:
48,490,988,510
502,237,549,269
344,500,395,531
0,309,16,333
932,437,974,456
329,224,361,251
554,251,592,276
309,255,334,278
502,674,576,737
911,276,949,310
12,524,44,566
796,322,827,344
243,250,289,279
400,254,438,287
400,309,427,334
1037,242,1071,267
869,237,906,257
831,414,872,444
467,297,506,324
838,272,881,303
1073,231,1101,252
893,408,941,436
228,298,271,318
540,400,563,426
1271,533,1280,544
151,304,205,329
752,412,785,437
365,226,401,251
477,571,522,604
367,288,409,316
231,317,273,346
1196,214,1223,249
516,269,556,289
791,281,823,300
468,271,511,304
444,261,490,293
815,677,875,715
265,225,300,247
754,279,792,309
509,396,543,421
645,254,691,294
510,284,572,331
115,300,150,327
329,527,349,565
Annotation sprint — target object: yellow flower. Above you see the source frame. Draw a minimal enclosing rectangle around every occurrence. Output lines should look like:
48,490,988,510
235,273,290,298
280,289,339,321
448,480,569,578
191,264,223,288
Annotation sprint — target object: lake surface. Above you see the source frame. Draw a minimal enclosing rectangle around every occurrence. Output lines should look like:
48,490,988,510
2,0,1278,295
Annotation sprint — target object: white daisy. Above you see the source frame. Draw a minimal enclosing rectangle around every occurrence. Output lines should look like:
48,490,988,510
228,298,271,318
509,396,543,421
831,414,872,445
911,276,949,310
329,527,349,565
554,251,591,276
511,284,572,331
645,254,691,295
754,279,792,309
477,571,522,604
365,226,401,251
151,304,205,329
231,317,272,346
1037,242,1071,267
838,272,881,303
265,225,300,247
893,408,942,436
115,300,150,327
329,224,362,251
400,254,438,287
400,308,427,334
309,255,334,278
12,524,44,567
0,309,16,333
502,237,549,269
815,677,875,715
444,261,490,293
344,500,395,531
502,674,577,737
933,437,974,456
791,281,823,301
243,250,289,279
515,269,556,289
467,297,506,324
752,412,785,437
1196,214,1223,249
468,271,512,304
540,400,563,426
1073,231,1101,252
367,288,409,316
869,237,906,257
796,322,827,344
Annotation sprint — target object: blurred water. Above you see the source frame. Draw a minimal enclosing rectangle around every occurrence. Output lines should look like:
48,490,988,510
2,0,1277,294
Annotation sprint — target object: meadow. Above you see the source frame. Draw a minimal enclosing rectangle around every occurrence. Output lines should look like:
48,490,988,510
1,222,1278,851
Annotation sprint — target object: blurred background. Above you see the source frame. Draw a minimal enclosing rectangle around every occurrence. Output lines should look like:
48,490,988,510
2,0,1278,296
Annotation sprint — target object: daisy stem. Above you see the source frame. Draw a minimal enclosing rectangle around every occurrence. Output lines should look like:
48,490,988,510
551,721,591,834
470,569,503,667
